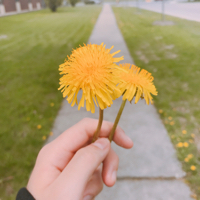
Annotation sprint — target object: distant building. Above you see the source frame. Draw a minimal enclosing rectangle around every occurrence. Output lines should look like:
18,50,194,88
0,0,43,16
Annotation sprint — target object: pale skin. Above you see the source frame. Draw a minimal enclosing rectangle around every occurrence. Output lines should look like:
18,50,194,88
27,118,133,200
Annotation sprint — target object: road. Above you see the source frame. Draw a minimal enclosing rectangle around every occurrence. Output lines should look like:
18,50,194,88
117,1,200,22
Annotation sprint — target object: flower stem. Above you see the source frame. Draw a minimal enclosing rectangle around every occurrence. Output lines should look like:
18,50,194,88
92,108,104,142
109,99,127,142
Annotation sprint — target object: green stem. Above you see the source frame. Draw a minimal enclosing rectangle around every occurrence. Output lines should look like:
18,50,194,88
109,99,127,142
92,108,104,142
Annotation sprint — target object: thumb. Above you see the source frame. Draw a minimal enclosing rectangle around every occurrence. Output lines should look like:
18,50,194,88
53,138,110,199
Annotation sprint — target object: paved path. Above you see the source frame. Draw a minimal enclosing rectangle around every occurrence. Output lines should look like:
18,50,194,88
118,1,200,22
47,4,193,199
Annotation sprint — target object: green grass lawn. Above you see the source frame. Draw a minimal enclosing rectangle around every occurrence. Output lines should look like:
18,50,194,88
113,7,200,199
0,6,101,199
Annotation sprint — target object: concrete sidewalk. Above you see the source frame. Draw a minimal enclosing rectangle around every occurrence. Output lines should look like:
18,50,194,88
47,4,193,200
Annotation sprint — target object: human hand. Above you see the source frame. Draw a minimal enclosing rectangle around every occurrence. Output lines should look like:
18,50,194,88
27,118,133,200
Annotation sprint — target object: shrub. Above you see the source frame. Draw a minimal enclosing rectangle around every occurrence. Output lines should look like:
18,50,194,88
69,0,79,7
45,0,63,12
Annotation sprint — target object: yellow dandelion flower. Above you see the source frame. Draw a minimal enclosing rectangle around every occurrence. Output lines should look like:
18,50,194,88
176,142,183,147
184,157,189,162
189,139,193,143
37,125,42,129
183,142,189,147
168,116,172,120
184,179,189,184
42,136,47,140
182,130,187,134
117,63,157,104
191,133,195,138
49,132,53,136
171,135,175,139
190,165,196,171
58,43,124,113
50,102,54,107
190,194,197,199
159,109,163,114
170,121,175,125
187,154,193,159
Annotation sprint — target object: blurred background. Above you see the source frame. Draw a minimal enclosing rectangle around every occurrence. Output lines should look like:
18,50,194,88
0,0,200,199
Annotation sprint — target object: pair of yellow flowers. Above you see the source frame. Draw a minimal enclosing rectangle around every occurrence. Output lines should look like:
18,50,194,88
58,43,157,114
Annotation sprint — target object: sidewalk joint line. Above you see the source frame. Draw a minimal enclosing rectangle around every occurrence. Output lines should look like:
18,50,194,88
117,177,183,181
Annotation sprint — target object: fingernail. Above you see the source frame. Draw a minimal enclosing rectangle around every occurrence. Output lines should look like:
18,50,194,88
83,195,94,200
93,138,108,150
112,171,117,183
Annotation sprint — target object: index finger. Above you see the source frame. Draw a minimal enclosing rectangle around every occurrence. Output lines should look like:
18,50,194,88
41,118,133,171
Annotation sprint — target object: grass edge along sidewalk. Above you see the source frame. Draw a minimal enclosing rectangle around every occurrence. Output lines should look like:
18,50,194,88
113,7,200,199
0,6,101,200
